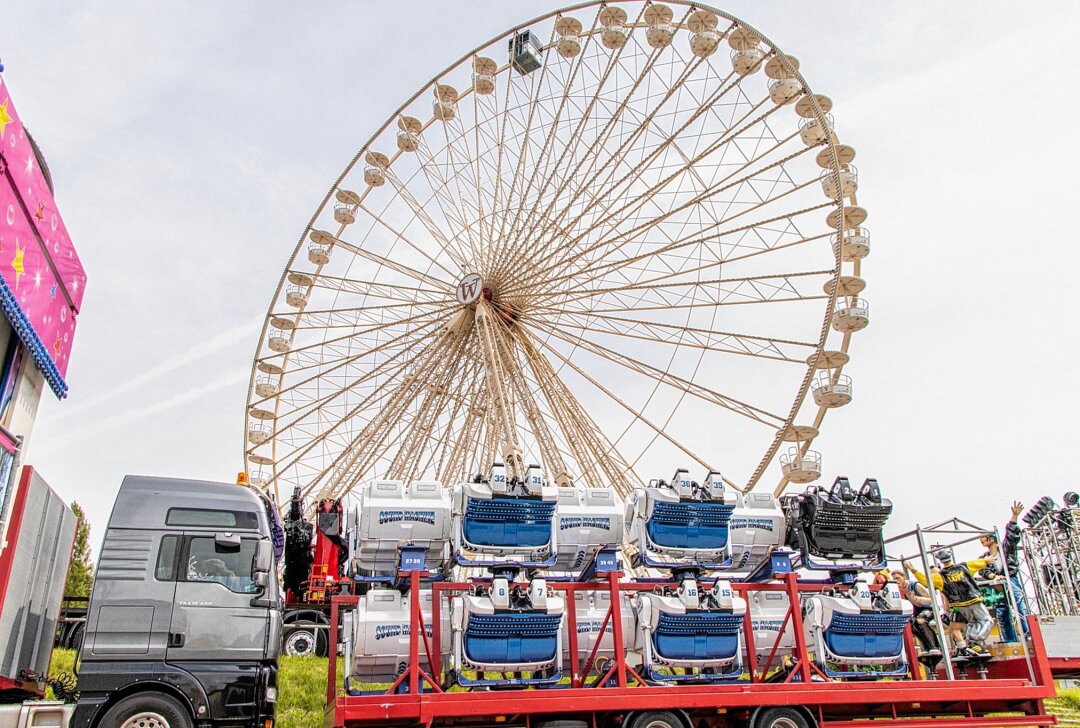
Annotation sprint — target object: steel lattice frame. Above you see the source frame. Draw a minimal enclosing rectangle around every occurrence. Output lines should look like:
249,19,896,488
243,1,869,505
1020,508,1080,617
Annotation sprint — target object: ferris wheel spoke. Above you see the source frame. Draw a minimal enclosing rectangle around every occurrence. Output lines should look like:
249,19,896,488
270,335,446,455
258,317,446,416
483,46,554,276
497,8,669,277
496,34,599,262
521,73,774,281
415,121,477,229
420,362,484,482
494,9,659,283
584,127,807,261
526,325,720,490
543,190,832,295
307,274,447,304
318,327,471,498
320,232,449,290
278,299,448,330
385,332,476,480
495,323,573,485
532,320,787,427
258,303,453,381
549,307,816,361
533,269,833,317
270,338,436,483
473,299,528,474
515,326,640,495
530,71,750,273
502,50,713,291
355,199,465,282
487,24,570,274
532,115,803,290
413,122,488,267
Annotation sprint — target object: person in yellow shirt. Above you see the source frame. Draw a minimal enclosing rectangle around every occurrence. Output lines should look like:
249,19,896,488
903,548,994,659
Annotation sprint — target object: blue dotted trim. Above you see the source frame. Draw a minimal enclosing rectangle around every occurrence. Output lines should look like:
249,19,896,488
0,275,68,398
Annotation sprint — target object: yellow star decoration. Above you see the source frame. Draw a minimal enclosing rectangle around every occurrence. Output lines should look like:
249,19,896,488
0,100,12,139
11,242,24,287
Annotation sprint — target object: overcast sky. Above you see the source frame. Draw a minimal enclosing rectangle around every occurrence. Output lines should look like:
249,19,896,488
3,2,1079,558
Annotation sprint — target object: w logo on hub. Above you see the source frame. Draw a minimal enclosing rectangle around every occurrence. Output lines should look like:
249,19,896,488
456,273,482,304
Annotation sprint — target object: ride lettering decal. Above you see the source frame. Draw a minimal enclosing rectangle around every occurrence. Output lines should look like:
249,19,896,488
0,73,87,396
577,620,614,634
374,624,433,640
559,516,611,531
377,510,437,525
728,518,776,532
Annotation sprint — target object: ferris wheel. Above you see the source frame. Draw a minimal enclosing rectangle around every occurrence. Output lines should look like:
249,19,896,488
244,1,871,506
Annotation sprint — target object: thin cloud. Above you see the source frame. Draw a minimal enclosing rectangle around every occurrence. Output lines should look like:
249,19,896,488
33,368,249,457
39,313,263,424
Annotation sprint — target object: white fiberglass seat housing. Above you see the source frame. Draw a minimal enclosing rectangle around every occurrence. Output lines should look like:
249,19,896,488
551,486,624,575
452,464,558,566
802,580,914,677
626,471,737,568
351,479,451,576
562,590,636,669
350,587,450,684
451,578,566,677
636,578,747,680
747,590,796,671
728,492,787,572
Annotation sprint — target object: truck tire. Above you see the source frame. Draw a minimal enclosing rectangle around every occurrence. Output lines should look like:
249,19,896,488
67,622,85,651
537,721,590,728
98,693,193,728
629,711,685,728
753,707,812,728
283,621,327,657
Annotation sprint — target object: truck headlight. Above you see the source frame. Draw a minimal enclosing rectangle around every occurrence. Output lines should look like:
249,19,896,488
265,686,278,703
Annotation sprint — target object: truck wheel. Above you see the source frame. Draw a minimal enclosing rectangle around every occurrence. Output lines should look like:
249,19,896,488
99,693,193,728
630,711,685,728
284,621,326,657
68,622,85,651
537,721,590,728
754,708,812,728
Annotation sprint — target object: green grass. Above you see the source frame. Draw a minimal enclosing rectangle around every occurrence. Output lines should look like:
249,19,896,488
277,656,332,728
1052,688,1080,726
49,647,75,677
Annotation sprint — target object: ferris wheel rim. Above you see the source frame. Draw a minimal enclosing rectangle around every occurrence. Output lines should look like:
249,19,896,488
244,0,863,504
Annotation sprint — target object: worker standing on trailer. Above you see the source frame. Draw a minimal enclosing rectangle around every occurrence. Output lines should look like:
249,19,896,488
904,549,995,659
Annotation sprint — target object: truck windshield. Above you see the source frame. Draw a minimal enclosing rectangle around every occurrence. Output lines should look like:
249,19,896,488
186,536,259,593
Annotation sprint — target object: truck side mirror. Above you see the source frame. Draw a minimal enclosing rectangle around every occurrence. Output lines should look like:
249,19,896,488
254,539,273,574
254,571,269,588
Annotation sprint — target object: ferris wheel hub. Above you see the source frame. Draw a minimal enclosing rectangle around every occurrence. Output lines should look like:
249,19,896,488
455,273,483,305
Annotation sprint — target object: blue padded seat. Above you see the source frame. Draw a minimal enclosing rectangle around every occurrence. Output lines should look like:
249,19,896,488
464,612,562,664
823,612,910,658
652,611,742,661
463,496,555,548
646,501,735,550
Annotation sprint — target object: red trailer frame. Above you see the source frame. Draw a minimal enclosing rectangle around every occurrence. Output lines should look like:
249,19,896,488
324,571,1057,728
